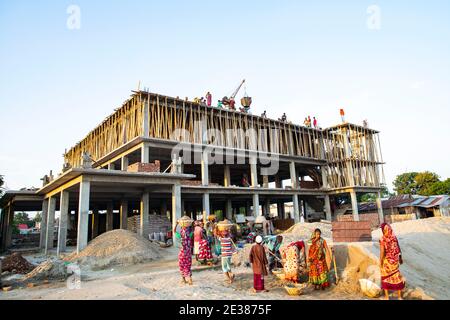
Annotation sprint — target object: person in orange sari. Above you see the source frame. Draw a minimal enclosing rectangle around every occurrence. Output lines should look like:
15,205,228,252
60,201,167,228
380,223,405,300
308,228,331,290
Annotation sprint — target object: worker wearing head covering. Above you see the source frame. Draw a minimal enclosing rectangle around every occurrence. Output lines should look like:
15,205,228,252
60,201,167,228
249,235,269,293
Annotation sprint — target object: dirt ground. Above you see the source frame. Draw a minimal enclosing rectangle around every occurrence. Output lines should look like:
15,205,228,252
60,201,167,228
0,247,361,300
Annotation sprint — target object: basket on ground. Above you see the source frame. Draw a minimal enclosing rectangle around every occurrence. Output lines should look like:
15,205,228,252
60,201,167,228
359,279,381,298
284,283,305,296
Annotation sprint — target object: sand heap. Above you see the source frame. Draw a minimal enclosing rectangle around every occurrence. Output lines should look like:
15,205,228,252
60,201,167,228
1,253,35,274
64,229,162,270
281,221,332,246
22,259,67,282
331,217,450,300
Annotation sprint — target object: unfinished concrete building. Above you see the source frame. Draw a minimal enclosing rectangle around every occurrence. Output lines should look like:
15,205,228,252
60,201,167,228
0,90,386,253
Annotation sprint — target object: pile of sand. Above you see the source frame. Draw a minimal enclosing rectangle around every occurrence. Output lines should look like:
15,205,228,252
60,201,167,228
332,217,450,300
22,259,67,282
281,221,332,246
1,253,35,274
64,230,162,270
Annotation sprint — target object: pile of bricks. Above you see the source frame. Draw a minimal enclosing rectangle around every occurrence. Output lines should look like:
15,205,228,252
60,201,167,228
127,214,171,239
337,213,381,229
332,221,372,243
127,161,160,173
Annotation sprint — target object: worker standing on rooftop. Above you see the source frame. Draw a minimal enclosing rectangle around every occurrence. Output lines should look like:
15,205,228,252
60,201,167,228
313,117,318,129
261,110,267,118
340,108,345,123
206,92,212,107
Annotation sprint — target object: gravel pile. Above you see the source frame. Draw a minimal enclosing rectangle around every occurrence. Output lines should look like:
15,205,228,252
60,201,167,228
64,229,162,270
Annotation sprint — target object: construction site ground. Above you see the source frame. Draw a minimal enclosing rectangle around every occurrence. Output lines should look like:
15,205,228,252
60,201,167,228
1,217,449,300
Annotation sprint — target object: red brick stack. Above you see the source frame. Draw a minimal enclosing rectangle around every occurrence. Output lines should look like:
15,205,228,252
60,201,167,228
336,213,381,229
127,161,160,173
332,221,372,243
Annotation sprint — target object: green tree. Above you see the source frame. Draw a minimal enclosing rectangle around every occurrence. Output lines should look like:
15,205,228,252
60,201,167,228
359,186,392,202
415,171,440,196
13,212,33,234
393,172,419,195
425,178,450,196
33,212,42,224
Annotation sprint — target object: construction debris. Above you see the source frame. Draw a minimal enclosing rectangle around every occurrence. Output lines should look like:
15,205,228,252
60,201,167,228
1,253,35,274
63,229,162,270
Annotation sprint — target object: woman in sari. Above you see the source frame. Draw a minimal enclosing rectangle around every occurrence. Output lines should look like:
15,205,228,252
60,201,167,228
308,228,331,290
280,240,307,283
174,220,194,285
198,227,214,265
380,223,405,300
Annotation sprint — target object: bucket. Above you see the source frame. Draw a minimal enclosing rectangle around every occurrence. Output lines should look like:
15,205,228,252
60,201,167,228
241,97,252,107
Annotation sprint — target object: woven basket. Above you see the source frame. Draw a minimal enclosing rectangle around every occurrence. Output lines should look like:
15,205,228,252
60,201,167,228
178,216,193,228
217,219,233,231
284,284,303,296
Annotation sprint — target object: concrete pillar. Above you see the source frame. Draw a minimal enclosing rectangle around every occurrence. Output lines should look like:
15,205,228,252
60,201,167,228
246,201,251,216
120,200,128,230
277,201,284,219
5,206,14,249
77,180,90,253
226,199,233,220
172,184,182,234
350,191,360,221
289,162,297,188
45,197,56,255
108,163,115,170
275,175,282,188
57,190,69,256
39,199,49,249
106,202,114,231
300,200,305,223
376,191,384,225
140,192,149,238
262,175,269,188
201,151,209,186
292,194,300,223
91,208,99,239
252,193,260,216
121,156,129,171
265,198,271,217
250,157,258,187
324,195,332,221
202,193,210,224
321,166,328,189
224,165,231,187
141,142,150,163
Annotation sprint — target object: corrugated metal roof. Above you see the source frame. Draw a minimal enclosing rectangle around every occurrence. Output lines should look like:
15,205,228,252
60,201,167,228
359,195,449,211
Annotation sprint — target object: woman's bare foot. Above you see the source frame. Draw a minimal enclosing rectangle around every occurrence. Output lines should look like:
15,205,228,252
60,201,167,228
180,277,187,285
187,277,193,285
252,288,257,293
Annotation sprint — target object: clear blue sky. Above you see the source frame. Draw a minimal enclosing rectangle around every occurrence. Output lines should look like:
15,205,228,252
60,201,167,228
1,0,449,191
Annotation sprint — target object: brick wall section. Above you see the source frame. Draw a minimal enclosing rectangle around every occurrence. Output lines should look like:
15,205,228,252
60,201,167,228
127,214,171,239
127,161,160,173
332,221,372,242
337,213,381,229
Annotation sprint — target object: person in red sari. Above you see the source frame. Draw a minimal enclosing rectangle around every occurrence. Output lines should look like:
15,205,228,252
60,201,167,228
198,226,214,266
380,223,405,300
249,235,269,293
308,228,331,290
